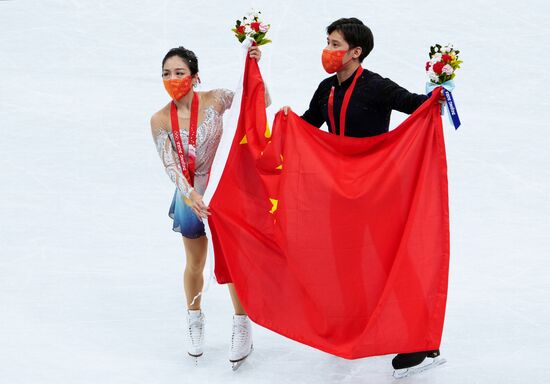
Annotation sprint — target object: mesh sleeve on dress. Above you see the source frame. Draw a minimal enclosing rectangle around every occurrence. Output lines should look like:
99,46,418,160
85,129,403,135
214,88,235,112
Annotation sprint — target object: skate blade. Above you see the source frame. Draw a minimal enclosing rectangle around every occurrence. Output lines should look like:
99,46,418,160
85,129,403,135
188,352,203,366
231,346,253,371
393,356,446,379
232,360,244,371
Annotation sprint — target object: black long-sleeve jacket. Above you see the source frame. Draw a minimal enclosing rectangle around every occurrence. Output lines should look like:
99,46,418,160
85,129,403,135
301,67,428,138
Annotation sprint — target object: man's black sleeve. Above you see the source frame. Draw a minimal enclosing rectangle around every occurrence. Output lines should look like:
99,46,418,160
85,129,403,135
378,77,429,114
301,84,326,128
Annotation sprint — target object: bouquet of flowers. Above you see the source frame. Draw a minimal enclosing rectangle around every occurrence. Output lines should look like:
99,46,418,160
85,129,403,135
232,10,272,46
425,44,462,129
425,44,462,84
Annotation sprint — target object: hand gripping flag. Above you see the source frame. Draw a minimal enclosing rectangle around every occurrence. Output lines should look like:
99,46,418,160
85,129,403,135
208,56,450,359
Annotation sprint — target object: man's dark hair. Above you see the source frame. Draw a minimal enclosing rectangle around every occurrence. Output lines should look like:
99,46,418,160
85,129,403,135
162,46,199,74
326,18,374,62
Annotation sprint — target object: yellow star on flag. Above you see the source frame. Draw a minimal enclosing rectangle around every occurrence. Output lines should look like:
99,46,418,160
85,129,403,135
269,198,278,214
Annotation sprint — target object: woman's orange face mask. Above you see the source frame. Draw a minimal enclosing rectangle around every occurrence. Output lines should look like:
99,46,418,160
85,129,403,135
163,76,193,101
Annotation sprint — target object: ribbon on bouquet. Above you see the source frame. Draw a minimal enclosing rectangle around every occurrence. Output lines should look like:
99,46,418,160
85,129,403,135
426,80,461,129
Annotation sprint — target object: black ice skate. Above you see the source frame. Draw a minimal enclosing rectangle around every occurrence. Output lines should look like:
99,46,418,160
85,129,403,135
392,349,446,379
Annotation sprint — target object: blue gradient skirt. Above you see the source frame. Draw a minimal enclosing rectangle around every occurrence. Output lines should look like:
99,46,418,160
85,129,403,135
168,189,206,239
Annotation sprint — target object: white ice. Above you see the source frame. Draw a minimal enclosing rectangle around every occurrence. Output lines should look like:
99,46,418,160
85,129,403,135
1,1,549,383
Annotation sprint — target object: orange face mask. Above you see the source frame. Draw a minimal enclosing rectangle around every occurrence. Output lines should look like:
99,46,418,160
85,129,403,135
163,76,193,101
322,49,352,74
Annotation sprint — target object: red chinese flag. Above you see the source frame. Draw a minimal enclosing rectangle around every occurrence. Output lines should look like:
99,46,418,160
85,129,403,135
208,57,450,359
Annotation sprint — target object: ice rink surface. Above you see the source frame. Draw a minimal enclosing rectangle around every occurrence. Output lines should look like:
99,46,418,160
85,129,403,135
1,1,549,383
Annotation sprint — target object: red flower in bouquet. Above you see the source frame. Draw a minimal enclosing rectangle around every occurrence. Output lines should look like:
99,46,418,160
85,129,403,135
251,22,261,32
433,61,445,74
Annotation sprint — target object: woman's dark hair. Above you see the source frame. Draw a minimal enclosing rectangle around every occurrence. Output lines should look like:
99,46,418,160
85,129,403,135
162,46,199,75
326,18,374,62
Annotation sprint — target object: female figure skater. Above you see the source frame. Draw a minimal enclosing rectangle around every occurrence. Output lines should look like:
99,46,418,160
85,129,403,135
150,45,268,368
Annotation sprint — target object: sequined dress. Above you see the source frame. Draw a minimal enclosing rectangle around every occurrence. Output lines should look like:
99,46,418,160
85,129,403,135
152,89,234,236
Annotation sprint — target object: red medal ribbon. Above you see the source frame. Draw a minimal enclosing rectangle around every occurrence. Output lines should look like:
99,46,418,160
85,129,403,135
170,92,199,186
327,66,364,136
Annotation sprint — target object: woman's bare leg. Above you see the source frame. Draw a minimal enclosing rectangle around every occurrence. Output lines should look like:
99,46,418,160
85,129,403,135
182,235,208,310
228,283,247,315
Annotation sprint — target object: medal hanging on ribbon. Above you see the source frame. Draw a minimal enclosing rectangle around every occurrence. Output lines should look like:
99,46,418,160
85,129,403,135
327,66,364,136
170,92,198,187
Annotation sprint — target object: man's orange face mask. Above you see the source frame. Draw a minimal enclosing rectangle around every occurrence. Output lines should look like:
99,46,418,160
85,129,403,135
321,49,353,74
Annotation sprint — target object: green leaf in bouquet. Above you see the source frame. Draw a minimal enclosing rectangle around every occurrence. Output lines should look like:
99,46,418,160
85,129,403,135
236,20,241,27
258,39,272,46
